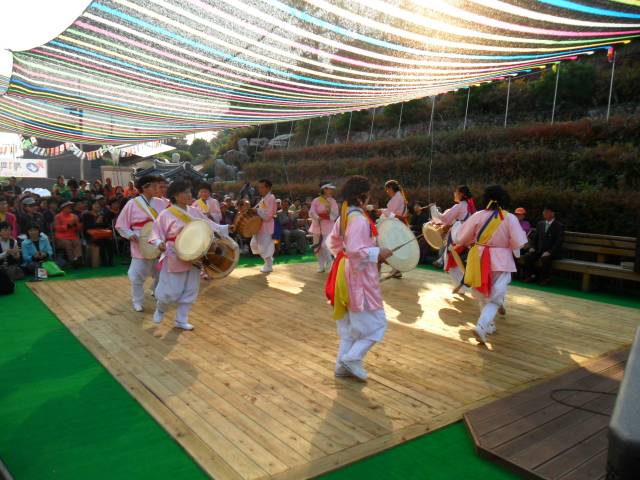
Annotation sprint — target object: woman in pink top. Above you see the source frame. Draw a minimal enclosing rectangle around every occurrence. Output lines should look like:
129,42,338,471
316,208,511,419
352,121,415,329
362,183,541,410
380,179,408,279
430,185,476,292
309,182,339,272
250,179,277,273
192,183,222,223
149,179,229,330
456,185,528,344
326,176,392,381
116,175,167,312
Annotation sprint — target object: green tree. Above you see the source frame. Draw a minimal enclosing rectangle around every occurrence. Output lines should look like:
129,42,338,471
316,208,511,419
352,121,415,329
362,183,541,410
189,139,211,163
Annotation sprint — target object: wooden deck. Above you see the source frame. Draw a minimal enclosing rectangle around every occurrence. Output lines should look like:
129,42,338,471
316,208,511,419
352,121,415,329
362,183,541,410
29,264,640,480
464,349,628,480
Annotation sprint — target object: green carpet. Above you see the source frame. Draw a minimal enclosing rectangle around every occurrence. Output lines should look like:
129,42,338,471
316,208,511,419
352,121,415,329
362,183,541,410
2,255,636,479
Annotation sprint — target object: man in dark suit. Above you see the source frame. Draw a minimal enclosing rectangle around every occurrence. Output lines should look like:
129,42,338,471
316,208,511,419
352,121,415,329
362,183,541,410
523,206,564,285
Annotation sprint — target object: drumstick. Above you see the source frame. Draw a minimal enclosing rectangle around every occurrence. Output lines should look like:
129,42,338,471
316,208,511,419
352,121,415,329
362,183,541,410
390,234,423,253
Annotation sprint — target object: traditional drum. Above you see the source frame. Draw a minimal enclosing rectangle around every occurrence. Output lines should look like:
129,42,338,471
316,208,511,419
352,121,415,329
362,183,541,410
174,219,214,262
377,217,420,272
138,222,160,259
236,209,262,238
201,236,240,279
422,221,451,250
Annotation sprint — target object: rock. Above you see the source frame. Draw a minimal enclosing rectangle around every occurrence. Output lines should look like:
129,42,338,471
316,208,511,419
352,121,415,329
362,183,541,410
223,149,249,164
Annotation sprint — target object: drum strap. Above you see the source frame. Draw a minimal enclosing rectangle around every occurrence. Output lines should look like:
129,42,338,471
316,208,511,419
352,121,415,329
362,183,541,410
168,206,193,224
197,198,209,213
135,196,158,220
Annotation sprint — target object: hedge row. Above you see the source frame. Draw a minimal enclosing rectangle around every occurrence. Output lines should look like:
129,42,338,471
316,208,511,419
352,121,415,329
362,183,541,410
212,181,640,237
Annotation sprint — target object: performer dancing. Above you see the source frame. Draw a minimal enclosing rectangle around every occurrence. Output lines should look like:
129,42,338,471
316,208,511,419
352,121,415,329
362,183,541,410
380,179,408,278
309,182,338,273
149,179,230,330
326,176,393,380
115,175,166,312
430,185,476,293
251,179,277,273
192,183,222,223
456,185,527,344
156,177,171,208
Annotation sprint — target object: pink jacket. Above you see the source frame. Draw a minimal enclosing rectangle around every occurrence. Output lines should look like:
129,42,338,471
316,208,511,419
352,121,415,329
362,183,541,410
326,209,383,313
115,196,167,259
192,197,222,223
456,210,528,273
149,205,228,273
255,193,277,235
309,196,339,236
382,191,406,219
432,200,469,226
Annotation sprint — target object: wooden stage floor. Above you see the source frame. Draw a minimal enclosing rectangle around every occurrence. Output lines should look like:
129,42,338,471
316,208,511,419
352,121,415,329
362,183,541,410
30,264,640,480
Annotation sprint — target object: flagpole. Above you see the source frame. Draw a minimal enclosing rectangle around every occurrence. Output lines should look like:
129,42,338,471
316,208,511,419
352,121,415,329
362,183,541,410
504,77,511,128
287,121,295,149
369,108,376,141
324,116,331,145
346,111,353,143
305,119,312,147
396,103,404,138
463,88,470,130
551,63,561,124
606,51,616,122
428,96,436,136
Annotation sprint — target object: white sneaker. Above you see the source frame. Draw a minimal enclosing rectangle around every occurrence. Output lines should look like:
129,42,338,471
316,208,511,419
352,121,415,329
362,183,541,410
340,360,368,381
153,310,164,324
175,322,194,331
487,322,497,334
260,265,273,273
316,267,325,273
474,325,488,344
133,304,144,312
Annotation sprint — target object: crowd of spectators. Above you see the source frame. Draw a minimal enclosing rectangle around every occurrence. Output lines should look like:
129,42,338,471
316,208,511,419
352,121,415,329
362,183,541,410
1,174,559,288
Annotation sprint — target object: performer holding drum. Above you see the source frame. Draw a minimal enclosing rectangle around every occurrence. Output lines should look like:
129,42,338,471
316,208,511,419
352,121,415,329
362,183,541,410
115,175,167,312
309,182,339,273
250,179,277,273
456,185,528,344
149,179,231,331
428,185,476,293
379,180,409,278
326,176,393,380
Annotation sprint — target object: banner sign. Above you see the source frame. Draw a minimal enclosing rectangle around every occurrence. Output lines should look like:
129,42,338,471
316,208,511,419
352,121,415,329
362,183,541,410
0,157,48,178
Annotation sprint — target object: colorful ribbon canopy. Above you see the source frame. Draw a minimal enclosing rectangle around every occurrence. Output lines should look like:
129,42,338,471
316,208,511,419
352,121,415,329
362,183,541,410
0,0,639,144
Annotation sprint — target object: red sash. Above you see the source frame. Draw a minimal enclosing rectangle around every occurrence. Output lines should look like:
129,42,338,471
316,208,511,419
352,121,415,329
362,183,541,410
132,219,151,229
325,251,346,304
445,245,467,272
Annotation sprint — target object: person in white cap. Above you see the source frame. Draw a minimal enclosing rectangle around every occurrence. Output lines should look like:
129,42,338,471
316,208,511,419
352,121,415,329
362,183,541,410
115,174,166,312
251,179,277,273
309,181,339,272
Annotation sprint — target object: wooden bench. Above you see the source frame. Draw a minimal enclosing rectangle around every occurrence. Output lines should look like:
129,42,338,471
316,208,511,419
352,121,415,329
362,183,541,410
552,231,640,291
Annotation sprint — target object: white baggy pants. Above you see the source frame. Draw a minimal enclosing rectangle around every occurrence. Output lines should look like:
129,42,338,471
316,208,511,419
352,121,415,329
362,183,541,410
251,233,275,261
128,258,159,308
471,272,511,330
336,305,387,369
154,261,200,325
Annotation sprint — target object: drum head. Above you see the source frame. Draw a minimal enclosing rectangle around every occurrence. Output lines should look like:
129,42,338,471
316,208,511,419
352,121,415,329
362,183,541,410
238,213,262,238
377,218,420,272
203,236,240,279
139,222,160,259
422,222,444,250
175,220,213,262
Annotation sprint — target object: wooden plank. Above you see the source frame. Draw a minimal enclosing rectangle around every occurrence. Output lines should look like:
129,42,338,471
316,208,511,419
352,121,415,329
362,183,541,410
28,263,640,480
558,449,607,480
562,243,635,258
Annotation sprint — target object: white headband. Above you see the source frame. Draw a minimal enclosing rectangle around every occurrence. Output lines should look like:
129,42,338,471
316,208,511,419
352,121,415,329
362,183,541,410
321,183,336,190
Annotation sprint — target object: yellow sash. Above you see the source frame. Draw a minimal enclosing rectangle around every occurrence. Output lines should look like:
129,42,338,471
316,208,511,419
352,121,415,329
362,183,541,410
318,195,330,208
135,196,158,220
197,198,209,213
168,206,192,224
333,254,349,320
464,208,506,289
0,212,5,222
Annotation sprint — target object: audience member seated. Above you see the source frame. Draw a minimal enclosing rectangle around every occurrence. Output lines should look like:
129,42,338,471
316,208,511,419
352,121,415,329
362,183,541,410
90,179,104,197
2,177,22,197
21,224,53,275
52,175,69,197
0,221,22,280
82,200,115,266
54,201,82,266
410,203,430,235
123,181,137,198
276,199,307,254
0,196,18,238
296,203,310,231
523,205,564,286
62,179,86,201
17,197,44,236
515,207,531,235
